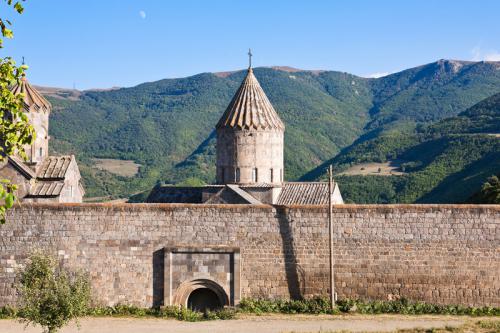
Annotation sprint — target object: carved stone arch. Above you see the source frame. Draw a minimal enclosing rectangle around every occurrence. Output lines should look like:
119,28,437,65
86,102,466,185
172,278,229,309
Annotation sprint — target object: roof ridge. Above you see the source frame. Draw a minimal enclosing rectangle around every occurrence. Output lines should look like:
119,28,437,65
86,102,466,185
8,156,36,179
36,155,72,180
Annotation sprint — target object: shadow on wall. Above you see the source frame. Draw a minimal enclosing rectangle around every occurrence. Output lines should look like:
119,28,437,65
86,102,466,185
152,248,165,307
151,211,305,305
276,207,305,299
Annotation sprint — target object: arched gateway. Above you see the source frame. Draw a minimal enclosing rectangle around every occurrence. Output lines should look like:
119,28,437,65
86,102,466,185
163,247,240,308
173,279,229,311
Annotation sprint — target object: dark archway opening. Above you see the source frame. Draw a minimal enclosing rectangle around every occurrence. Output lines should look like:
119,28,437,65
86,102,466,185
187,288,222,312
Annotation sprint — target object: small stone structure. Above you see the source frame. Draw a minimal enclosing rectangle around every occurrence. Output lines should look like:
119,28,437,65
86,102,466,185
165,247,240,309
0,77,84,203
0,203,498,308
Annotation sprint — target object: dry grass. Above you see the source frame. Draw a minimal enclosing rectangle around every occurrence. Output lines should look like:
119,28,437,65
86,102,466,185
92,159,141,177
338,160,406,176
35,85,82,101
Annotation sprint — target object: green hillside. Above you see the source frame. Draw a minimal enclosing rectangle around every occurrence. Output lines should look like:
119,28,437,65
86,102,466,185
311,92,500,203
49,68,373,198
45,60,500,202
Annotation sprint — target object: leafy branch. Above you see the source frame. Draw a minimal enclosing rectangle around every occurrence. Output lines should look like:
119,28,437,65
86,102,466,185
0,0,35,223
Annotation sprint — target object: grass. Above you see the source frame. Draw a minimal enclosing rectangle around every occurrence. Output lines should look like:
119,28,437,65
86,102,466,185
338,160,406,176
92,158,141,177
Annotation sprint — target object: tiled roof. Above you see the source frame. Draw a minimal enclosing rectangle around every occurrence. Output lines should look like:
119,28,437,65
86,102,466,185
226,184,262,204
28,181,64,197
216,68,285,131
276,182,333,205
8,156,36,179
146,186,223,203
239,183,275,188
10,77,51,113
36,156,73,180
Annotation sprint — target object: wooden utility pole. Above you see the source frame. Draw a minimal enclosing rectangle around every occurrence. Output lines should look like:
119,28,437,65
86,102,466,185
328,165,336,310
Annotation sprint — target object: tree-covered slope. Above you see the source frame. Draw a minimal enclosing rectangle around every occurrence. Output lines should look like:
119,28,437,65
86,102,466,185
312,91,500,204
367,60,500,129
49,68,372,198
45,60,500,201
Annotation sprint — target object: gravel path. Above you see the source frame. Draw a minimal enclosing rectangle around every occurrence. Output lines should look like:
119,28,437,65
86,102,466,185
0,314,467,333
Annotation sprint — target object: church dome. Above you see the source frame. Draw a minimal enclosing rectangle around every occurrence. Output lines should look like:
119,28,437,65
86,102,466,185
10,77,51,113
216,68,284,131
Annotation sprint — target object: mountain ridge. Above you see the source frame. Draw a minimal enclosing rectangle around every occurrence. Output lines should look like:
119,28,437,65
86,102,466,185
41,59,500,202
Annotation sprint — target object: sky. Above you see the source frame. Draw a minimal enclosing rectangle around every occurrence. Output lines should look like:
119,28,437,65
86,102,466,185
2,0,500,89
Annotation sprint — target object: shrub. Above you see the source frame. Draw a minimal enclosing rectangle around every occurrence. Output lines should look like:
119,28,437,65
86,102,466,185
85,304,236,321
208,307,238,320
0,305,17,319
16,252,91,333
240,297,500,316
240,297,337,315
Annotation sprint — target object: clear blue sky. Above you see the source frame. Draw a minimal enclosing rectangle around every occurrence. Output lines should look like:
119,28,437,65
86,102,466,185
3,0,500,89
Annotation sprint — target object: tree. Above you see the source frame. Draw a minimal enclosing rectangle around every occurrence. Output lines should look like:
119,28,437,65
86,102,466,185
0,0,35,223
469,175,500,204
16,252,91,333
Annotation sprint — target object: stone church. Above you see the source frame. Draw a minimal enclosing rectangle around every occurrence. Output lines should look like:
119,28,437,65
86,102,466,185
147,64,344,205
0,76,84,203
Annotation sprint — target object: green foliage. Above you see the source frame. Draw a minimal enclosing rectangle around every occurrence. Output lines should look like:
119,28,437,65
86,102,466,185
311,91,500,204
468,174,500,204
0,305,17,318
336,175,407,204
46,61,500,202
1,303,238,322
239,297,338,315
368,60,500,129
0,1,24,48
175,177,206,187
49,68,373,200
86,304,236,321
239,298,500,316
336,298,499,316
16,252,91,333
0,0,35,223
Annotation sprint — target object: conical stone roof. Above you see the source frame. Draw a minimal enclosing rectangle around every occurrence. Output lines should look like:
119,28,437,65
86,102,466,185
10,77,51,113
216,68,284,131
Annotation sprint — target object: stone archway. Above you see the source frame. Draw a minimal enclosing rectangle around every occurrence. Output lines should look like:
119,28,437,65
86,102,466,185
172,279,229,311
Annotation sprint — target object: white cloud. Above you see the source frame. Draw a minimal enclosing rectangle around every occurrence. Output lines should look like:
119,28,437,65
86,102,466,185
365,72,391,78
139,10,146,19
471,46,482,61
484,53,500,61
471,45,500,62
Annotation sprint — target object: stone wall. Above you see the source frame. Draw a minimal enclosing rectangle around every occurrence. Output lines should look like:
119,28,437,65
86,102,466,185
0,203,498,307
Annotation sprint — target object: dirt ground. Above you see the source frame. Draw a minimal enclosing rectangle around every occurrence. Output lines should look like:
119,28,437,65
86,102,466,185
0,314,472,333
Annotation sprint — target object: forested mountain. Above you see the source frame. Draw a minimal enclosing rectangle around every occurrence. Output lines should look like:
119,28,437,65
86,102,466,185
45,60,500,202
307,92,500,203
